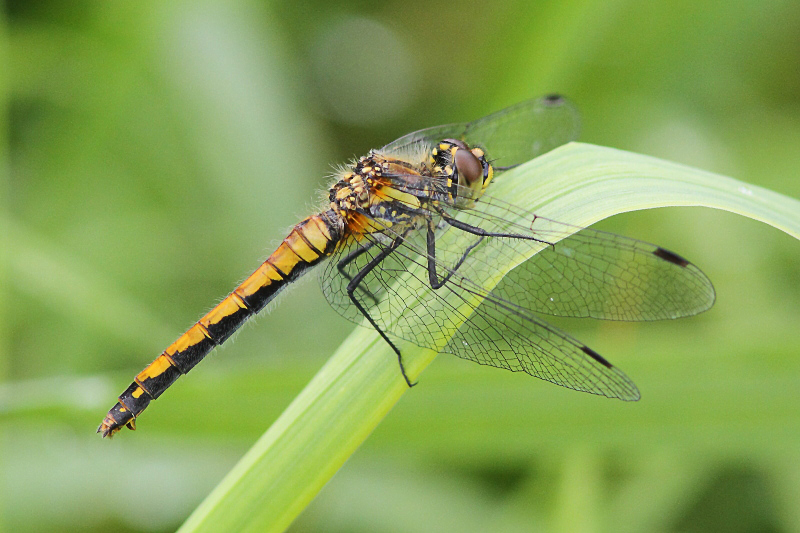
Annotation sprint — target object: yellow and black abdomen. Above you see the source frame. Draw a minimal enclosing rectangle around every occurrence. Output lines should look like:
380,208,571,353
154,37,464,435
98,211,341,437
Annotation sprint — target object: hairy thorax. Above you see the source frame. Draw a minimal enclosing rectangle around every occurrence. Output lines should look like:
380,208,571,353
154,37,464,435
328,152,436,238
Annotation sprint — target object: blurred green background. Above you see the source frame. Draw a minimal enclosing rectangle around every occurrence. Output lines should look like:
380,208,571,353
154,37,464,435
2,0,799,532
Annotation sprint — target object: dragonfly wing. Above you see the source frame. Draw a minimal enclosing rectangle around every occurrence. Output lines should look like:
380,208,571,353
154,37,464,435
427,192,716,321
380,95,580,168
320,223,639,400
443,283,640,400
492,229,716,321
461,95,580,169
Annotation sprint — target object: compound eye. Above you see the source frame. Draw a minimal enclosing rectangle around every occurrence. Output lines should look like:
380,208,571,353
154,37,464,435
454,148,482,185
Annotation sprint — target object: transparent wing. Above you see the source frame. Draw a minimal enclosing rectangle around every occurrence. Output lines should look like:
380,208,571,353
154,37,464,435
493,229,716,321
380,95,580,169
390,177,716,321
442,276,641,400
320,219,640,400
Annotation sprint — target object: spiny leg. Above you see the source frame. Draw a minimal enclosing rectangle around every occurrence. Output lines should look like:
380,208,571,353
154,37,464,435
346,232,416,387
426,219,484,289
436,208,554,246
337,241,381,306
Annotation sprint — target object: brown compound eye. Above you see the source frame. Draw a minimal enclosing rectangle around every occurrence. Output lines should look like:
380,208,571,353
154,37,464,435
454,148,482,185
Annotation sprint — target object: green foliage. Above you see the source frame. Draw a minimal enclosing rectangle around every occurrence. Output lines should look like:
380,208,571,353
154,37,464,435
180,144,800,532
2,1,800,532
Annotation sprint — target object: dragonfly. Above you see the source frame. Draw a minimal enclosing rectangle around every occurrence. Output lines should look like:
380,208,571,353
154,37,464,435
98,95,715,437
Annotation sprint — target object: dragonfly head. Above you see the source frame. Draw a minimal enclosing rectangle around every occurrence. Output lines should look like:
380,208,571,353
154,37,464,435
435,139,494,207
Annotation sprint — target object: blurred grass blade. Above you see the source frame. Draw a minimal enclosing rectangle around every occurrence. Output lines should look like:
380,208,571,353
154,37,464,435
179,142,800,533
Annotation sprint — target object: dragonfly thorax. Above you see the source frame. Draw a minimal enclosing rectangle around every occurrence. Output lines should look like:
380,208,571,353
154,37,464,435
328,155,385,214
329,151,438,239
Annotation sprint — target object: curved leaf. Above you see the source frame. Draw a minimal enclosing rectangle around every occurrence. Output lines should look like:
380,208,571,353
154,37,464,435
179,142,800,533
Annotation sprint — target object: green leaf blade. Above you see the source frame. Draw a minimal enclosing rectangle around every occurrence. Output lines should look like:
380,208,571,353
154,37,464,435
179,142,800,532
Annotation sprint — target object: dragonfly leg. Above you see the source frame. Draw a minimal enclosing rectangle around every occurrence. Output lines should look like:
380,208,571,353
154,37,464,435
347,234,417,387
426,220,484,289
437,209,553,245
337,242,381,306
